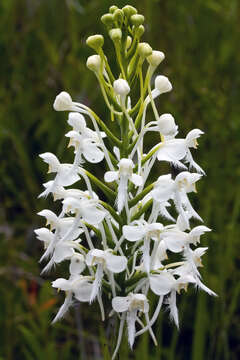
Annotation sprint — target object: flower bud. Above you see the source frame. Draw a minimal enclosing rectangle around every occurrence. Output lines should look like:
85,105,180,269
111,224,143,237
109,28,122,42
138,42,152,59
101,13,114,27
155,75,172,94
113,79,130,96
147,50,165,67
130,14,144,26
86,54,101,73
113,9,124,23
157,114,178,137
109,5,118,14
122,5,137,18
53,91,73,111
126,36,132,50
86,35,104,52
134,25,145,38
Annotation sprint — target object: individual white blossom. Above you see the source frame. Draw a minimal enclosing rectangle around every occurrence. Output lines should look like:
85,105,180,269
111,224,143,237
105,158,143,213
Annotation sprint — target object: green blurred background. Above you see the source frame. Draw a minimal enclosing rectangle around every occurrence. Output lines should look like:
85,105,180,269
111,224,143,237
0,0,240,359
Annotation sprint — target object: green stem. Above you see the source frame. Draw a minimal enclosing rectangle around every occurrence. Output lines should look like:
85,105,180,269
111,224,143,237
129,182,155,207
99,201,123,225
131,199,153,221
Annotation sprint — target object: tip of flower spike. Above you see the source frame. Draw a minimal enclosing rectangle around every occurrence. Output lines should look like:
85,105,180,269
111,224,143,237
122,5,137,18
53,91,73,111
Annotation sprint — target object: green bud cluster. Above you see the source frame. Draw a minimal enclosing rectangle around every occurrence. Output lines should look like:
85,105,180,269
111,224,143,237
86,4,162,92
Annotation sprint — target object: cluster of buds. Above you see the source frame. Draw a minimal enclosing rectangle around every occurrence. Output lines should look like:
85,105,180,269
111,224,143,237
36,5,216,359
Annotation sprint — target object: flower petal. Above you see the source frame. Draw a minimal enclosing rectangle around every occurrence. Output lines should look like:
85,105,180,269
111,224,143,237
52,278,71,291
105,253,127,273
104,171,119,183
54,244,75,263
74,281,93,302
149,272,175,295
70,254,85,275
83,144,104,163
130,174,143,187
123,225,145,242
112,296,129,312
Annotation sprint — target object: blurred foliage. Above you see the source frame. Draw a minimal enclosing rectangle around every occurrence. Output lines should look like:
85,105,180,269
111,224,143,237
0,0,240,359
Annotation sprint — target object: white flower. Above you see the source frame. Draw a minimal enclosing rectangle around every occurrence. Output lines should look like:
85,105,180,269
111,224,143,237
62,197,106,225
39,152,80,196
67,112,106,140
156,129,204,173
149,271,196,327
123,221,164,273
53,91,73,111
52,188,98,202
160,225,211,253
105,158,143,213
65,130,104,163
86,249,127,301
52,274,93,322
154,75,172,94
173,171,203,228
173,247,217,297
112,293,149,348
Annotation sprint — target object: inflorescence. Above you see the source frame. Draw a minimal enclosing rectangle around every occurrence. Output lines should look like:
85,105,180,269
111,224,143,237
35,5,216,359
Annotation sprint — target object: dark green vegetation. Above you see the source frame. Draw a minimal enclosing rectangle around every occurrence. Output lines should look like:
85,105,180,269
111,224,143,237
0,0,239,359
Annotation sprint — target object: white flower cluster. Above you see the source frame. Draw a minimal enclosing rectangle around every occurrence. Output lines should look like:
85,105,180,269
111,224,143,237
36,5,216,359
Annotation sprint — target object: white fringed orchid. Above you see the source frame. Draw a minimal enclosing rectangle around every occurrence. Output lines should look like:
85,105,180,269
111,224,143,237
37,6,216,359
67,112,106,140
112,293,151,349
86,249,127,301
39,152,80,197
123,221,164,273
156,129,205,173
65,130,104,164
105,158,143,213
62,197,106,225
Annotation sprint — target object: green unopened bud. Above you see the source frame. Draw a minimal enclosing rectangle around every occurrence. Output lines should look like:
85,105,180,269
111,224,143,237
86,35,104,52
109,28,122,42
147,50,165,67
135,25,145,38
122,5,137,18
138,42,152,58
109,5,118,14
130,14,144,27
113,9,124,24
86,55,101,73
126,36,132,50
101,13,114,27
